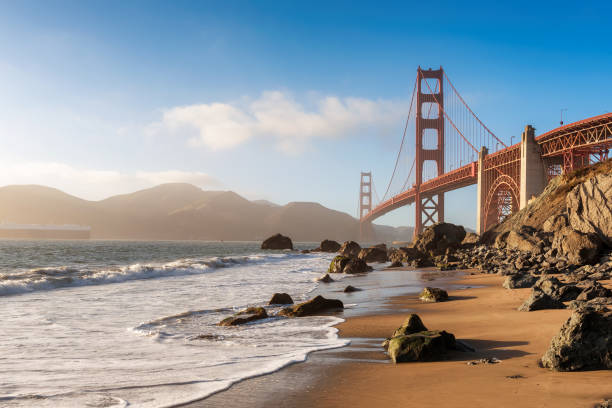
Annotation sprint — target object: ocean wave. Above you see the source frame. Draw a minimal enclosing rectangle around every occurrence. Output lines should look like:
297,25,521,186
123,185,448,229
0,252,310,297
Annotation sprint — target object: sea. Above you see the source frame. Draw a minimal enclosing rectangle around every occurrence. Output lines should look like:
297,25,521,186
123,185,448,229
0,240,361,407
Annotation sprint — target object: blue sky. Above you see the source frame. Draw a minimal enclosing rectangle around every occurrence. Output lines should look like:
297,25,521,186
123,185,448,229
0,0,611,229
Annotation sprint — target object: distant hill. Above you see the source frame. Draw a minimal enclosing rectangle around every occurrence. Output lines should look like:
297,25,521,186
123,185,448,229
0,183,413,243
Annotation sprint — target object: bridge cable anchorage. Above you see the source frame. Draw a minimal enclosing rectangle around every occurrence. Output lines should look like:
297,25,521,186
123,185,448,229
443,72,507,148
421,73,478,154
382,77,417,202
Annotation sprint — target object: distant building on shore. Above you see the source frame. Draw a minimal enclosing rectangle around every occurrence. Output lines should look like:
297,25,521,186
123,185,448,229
0,223,91,239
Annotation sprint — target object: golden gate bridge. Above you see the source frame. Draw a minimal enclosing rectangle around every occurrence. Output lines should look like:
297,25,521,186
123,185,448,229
359,67,612,239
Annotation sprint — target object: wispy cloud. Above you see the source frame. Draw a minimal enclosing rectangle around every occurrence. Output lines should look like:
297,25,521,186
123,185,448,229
0,161,221,200
149,91,408,153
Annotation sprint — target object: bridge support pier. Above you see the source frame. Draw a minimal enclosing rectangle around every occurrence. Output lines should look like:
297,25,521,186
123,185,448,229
520,125,547,209
476,146,488,235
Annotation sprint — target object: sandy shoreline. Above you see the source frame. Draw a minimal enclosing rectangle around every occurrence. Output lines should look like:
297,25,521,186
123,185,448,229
187,270,611,408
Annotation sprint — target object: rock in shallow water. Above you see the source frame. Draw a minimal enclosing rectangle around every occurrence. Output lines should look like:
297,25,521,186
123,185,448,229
218,307,268,326
278,295,343,317
343,285,361,293
268,293,293,305
261,233,293,250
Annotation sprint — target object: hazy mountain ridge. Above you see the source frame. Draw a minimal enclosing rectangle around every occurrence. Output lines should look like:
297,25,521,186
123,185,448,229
0,183,413,242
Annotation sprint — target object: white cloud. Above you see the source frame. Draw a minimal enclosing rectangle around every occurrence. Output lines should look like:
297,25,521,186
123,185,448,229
0,161,221,200
151,91,407,153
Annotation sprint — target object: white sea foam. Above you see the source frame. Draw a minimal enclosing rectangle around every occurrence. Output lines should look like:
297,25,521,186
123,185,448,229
0,243,344,407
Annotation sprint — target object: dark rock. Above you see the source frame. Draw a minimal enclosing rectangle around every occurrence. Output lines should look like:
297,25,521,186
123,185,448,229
300,249,311,254
268,293,293,305
328,255,351,273
389,260,403,268
566,173,612,247
339,241,361,258
343,285,361,293
387,330,456,363
373,243,388,251
413,223,466,257
540,309,612,371
343,258,372,274
419,287,448,302
278,295,343,317
317,273,334,283
462,232,480,245
357,247,388,263
261,233,293,250
219,307,268,326
502,274,537,289
518,289,566,311
319,239,341,253
557,284,582,302
576,281,612,301
568,297,612,312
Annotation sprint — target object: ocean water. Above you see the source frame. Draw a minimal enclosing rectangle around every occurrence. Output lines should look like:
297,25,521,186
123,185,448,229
0,240,352,407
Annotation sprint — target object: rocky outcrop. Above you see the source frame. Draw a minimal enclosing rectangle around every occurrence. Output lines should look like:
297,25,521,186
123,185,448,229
566,173,612,247
497,228,546,254
343,258,372,274
339,241,361,258
518,289,566,311
413,223,466,257
219,307,268,326
389,260,403,268
391,314,428,337
462,232,480,245
419,287,448,302
540,309,612,371
261,233,293,250
318,239,341,252
268,293,293,305
328,255,351,273
357,247,388,263
279,295,343,317
576,281,612,301
503,273,537,289
343,285,361,293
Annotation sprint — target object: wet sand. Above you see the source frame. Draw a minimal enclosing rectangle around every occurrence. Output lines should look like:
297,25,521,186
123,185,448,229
186,270,612,408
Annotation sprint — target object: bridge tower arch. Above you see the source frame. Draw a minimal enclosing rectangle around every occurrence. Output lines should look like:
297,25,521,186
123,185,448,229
414,67,445,238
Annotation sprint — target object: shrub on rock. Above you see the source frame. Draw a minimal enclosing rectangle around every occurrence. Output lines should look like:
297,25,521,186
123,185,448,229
261,233,293,250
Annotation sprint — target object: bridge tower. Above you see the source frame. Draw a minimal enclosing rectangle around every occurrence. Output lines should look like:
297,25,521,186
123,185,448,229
414,67,445,238
359,172,374,241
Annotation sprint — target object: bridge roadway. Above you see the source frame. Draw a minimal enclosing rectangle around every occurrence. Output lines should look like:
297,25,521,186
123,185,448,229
362,112,612,226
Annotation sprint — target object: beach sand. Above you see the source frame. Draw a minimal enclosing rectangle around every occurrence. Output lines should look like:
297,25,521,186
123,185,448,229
187,271,612,408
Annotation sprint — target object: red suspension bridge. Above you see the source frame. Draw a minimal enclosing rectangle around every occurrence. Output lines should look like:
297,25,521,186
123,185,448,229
359,67,612,239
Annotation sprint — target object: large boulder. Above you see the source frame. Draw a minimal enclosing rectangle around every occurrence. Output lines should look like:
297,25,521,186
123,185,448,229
389,246,425,264
357,247,388,263
566,173,612,247
319,239,341,253
261,234,293,250
268,293,293,305
576,281,612,301
343,258,372,274
413,223,466,256
540,309,612,371
339,241,361,258
499,229,545,254
219,307,268,326
387,330,457,363
328,255,351,273
462,232,480,245
279,295,343,317
518,289,566,311
419,287,448,302
552,228,602,265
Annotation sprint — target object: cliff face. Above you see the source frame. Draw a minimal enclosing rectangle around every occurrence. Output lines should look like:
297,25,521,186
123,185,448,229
483,159,612,244
0,183,411,242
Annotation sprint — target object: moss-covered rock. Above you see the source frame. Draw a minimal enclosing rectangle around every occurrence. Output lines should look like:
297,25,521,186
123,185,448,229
419,287,449,302
328,255,351,273
387,330,456,363
391,314,428,338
